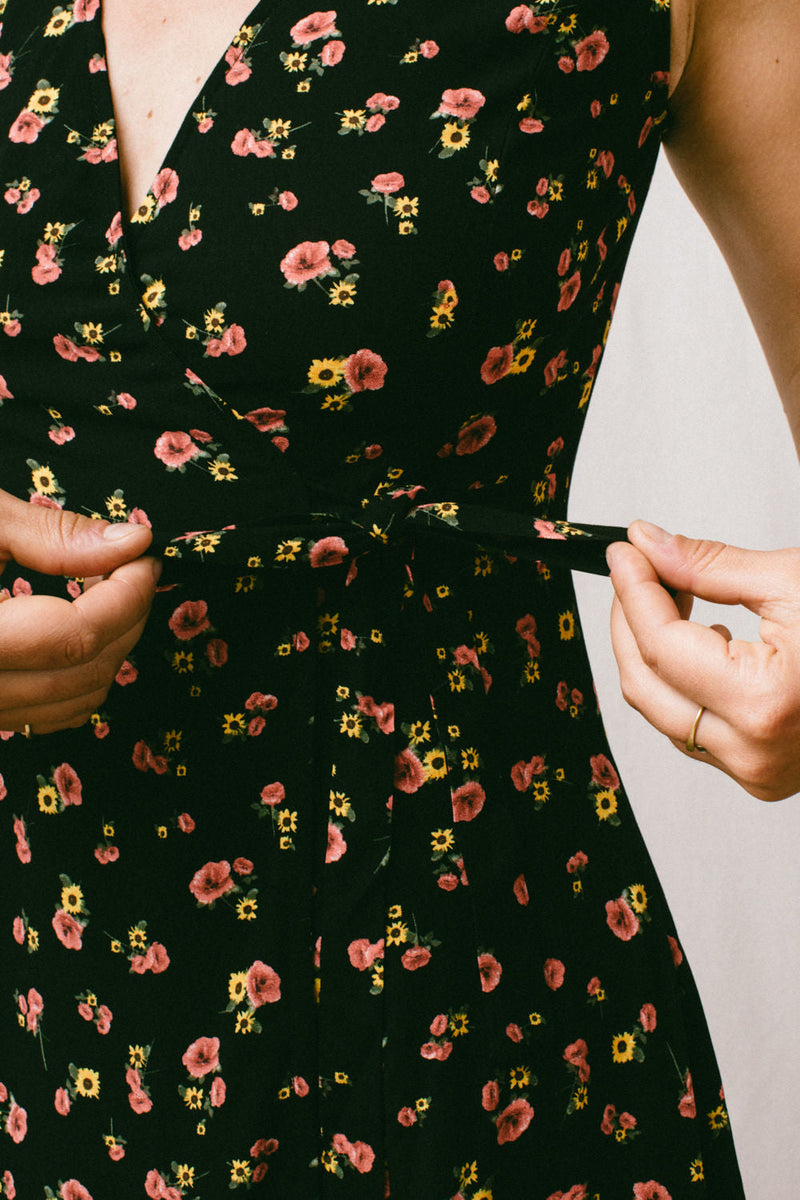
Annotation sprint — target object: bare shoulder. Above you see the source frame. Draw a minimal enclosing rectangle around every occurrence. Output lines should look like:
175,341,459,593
663,0,800,438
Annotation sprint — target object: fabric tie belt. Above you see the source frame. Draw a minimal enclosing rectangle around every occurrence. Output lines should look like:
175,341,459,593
153,491,629,580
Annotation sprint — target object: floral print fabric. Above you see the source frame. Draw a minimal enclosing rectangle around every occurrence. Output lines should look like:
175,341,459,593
0,1,745,1198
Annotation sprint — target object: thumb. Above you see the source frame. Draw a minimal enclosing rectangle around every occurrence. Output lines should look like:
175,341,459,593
0,490,153,579
627,520,800,621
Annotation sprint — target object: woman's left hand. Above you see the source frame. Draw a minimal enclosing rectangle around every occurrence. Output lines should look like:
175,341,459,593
607,520,800,802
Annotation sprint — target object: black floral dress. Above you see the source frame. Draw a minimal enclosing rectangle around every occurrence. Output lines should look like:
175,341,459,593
0,2,746,1198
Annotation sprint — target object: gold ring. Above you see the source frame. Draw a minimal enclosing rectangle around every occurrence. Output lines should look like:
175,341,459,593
685,705,706,754
22,724,32,739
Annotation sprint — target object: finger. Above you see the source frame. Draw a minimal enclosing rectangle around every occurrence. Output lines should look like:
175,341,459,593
0,490,153,578
0,607,150,713
0,688,110,735
0,556,159,670
607,540,775,717
610,593,728,760
627,520,800,624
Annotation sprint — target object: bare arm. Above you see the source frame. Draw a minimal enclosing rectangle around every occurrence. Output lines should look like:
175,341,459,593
665,0,800,446
607,0,800,801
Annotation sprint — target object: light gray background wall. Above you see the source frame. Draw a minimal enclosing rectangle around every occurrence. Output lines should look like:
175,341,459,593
569,151,800,1199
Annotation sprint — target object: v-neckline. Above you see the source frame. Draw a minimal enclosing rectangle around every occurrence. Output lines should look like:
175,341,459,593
96,0,273,231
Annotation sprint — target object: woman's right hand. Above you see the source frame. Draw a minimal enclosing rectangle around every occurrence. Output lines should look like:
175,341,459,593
0,490,160,735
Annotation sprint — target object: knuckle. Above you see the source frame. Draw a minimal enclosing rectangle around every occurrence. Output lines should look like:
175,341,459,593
61,618,101,668
679,537,728,575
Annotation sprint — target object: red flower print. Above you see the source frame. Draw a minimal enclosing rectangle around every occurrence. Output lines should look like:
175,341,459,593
210,1077,227,1107
33,244,62,286
543,958,565,990
605,897,639,941
394,748,426,794
145,1170,168,1198
344,348,388,392
74,0,100,19
482,1080,500,1111
309,535,349,567
589,754,620,790
546,1188,587,1200
280,240,333,285
52,909,83,950
370,171,405,195
513,874,529,906
519,117,544,133
438,873,458,891
420,40,439,58
347,938,384,970
397,1106,416,1126
326,823,347,862
178,812,195,833
5,1100,26,1143
429,1014,448,1037
575,30,610,72
437,88,486,121
54,1087,71,1116
9,111,44,144
260,782,286,806
510,756,545,791
60,1183,93,1200
478,952,502,992
401,945,431,971
527,198,549,219
246,960,282,1008
154,430,201,469
206,638,228,666
53,762,82,807
128,1087,152,1115
332,238,356,258
356,695,395,732
451,781,485,822
420,1041,453,1061
0,374,12,400
506,6,547,34
96,1004,112,1034
563,1039,590,1083
456,414,496,455
480,344,513,385
189,860,235,904
495,1098,534,1144
182,1035,220,1078
94,845,118,864
290,11,338,45
668,935,683,967
557,270,582,312
244,407,287,432
506,1022,523,1043
619,1111,637,1129
633,1185,672,1200
321,40,345,66
12,917,24,945
207,323,247,357
639,1002,657,1032
169,599,211,641
348,1141,375,1174
678,1071,696,1118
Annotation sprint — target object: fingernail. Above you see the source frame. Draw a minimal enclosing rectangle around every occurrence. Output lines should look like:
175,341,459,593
633,520,671,544
605,543,622,572
103,522,147,541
